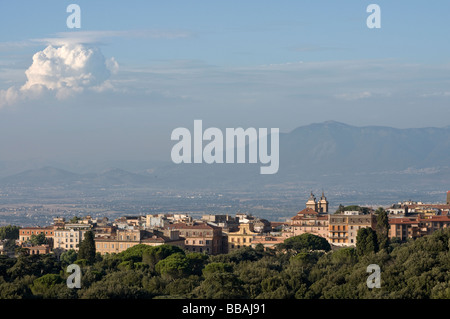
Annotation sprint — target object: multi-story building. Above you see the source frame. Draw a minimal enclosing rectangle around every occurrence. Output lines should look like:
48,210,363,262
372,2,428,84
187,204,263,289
291,208,329,238
169,222,224,255
95,228,185,255
290,191,329,239
389,215,450,241
422,215,450,233
19,227,55,245
53,228,89,251
146,214,170,229
388,217,423,241
140,229,185,249
328,212,377,247
53,222,92,251
225,223,260,252
201,214,239,232
95,228,141,255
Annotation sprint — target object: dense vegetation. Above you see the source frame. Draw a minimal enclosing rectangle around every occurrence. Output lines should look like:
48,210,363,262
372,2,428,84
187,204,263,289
1,224,450,299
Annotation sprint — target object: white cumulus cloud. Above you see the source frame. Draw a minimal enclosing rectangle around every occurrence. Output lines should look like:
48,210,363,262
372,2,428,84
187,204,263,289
0,43,118,107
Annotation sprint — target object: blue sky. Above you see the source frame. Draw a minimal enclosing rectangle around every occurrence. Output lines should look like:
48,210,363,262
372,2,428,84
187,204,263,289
1,1,450,165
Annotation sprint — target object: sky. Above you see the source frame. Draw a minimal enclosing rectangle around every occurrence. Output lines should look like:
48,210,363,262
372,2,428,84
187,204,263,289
1,0,450,166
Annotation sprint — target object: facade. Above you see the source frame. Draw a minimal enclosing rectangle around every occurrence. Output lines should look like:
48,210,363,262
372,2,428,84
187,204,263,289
95,229,142,255
22,244,51,255
389,218,423,241
389,215,450,241
291,208,329,238
387,204,408,215
328,213,376,247
95,228,185,255
169,222,224,255
290,191,329,238
146,214,170,229
225,223,260,252
201,214,239,232
422,215,450,233
53,222,92,251
251,235,285,250
53,228,89,251
19,227,55,245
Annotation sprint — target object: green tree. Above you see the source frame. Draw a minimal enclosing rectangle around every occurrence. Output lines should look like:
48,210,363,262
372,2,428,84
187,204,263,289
0,225,20,240
280,233,331,252
376,207,390,250
70,216,81,223
29,233,47,246
194,272,246,299
30,274,63,296
203,262,233,276
186,252,209,276
356,227,379,256
141,244,185,271
79,270,151,299
155,252,190,279
60,249,78,266
78,231,96,264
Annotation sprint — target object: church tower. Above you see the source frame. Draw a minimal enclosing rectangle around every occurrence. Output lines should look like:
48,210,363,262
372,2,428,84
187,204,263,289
318,190,329,213
305,192,318,212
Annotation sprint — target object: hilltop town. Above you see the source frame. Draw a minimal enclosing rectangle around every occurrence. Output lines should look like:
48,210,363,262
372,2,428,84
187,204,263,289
2,190,449,257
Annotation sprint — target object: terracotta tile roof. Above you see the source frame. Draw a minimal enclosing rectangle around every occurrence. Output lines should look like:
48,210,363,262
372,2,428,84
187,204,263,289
270,222,289,226
389,218,419,224
291,208,318,220
169,222,217,230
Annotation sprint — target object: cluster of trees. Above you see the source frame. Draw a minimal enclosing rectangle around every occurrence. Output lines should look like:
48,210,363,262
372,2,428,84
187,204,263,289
0,214,449,299
0,225,20,253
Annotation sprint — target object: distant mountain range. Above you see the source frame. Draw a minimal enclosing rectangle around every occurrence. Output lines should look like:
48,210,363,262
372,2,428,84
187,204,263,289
0,166,157,188
1,121,450,191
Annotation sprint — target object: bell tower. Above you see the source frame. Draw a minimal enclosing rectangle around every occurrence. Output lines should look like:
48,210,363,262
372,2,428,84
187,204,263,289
318,190,329,213
306,192,318,212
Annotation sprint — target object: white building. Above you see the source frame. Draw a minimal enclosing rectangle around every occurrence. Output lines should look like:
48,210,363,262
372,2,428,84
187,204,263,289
53,224,91,251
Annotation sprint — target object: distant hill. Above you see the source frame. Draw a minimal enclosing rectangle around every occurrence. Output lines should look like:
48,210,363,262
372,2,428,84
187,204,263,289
1,121,450,191
0,166,156,187
0,167,80,186
278,120,450,177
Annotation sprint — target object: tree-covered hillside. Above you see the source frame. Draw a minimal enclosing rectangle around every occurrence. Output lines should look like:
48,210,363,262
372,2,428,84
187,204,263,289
0,229,449,299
